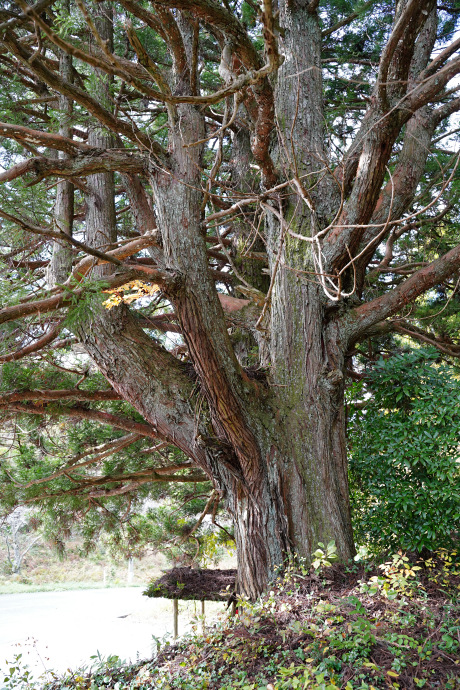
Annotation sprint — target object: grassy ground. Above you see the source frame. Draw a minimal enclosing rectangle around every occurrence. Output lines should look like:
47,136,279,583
0,538,166,594
0,580,147,594
7,549,458,690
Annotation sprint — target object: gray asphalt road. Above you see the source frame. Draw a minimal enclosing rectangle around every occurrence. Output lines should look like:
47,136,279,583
0,588,181,677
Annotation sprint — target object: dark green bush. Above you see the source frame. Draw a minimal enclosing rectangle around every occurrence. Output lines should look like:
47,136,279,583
349,349,460,553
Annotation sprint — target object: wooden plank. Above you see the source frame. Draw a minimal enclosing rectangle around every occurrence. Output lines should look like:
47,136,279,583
173,598,178,640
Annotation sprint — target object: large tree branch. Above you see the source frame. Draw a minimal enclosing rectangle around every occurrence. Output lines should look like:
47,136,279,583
347,242,460,342
0,269,141,327
325,3,437,270
153,0,261,70
392,321,460,357
120,173,165,268
11,1,274,110
0,122,94,155
117,0,168,43
0,149,145,185
433,95,460,125
15,0,174,103
25,469,209,502
15,433,143,488
0,389,122,404
0,319,64,363
408,55,460,112
2,402,161,439
378,0,432,109
419,34,460,80
152,5,188,82
353,105,436,287
72,300,221,472
0,0,52,33
0,209,164,286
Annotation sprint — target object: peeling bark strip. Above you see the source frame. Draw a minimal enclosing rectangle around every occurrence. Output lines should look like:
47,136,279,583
0,0,460,598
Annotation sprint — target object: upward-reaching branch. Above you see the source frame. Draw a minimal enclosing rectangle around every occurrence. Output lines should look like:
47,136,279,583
324,0,444,271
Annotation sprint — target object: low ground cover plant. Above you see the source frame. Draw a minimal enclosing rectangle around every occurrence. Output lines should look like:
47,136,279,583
4,548,459,690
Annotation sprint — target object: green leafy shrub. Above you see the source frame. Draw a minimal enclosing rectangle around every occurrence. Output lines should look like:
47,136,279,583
311,541,338,571
349,349,460,553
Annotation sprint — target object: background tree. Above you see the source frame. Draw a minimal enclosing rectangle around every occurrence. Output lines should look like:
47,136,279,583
0,0,459,597
0,507,41,574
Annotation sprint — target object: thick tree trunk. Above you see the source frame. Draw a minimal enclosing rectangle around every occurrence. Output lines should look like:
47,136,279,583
0,0,456,607
74,2,355,599
224,2,355,592
222,313,354,596
270,307,354,560
80,7,354,598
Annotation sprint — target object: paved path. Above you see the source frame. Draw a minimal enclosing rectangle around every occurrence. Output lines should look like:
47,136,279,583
0,588,219,678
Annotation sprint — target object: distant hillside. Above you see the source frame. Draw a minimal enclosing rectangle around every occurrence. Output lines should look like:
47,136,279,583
0,537,165,593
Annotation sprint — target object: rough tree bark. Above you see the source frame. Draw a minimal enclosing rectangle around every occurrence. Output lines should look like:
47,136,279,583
47,27,74,287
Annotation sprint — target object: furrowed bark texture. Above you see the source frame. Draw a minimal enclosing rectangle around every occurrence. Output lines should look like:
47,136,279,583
85,2,116,275
48,45,74,287
76,2,357,596
263,1,355,564
149,100,291,598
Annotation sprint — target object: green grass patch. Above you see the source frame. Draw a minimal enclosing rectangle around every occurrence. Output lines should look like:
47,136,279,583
0,581,143,595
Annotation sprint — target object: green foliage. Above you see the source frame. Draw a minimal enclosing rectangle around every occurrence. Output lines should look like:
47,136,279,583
311,541,338,571
349,349,460,553
142,490,233,568
358,551,422,599
61,280,110,331
25,553,459,690
241,1,257,28
1,653,39,690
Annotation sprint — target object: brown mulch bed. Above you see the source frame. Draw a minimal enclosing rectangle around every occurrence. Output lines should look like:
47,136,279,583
143,566,237,601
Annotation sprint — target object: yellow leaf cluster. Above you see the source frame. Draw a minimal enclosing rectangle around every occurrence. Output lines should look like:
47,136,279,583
102,280,160,310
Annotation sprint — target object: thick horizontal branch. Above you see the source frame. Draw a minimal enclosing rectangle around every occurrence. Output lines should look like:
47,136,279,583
408,55,460,112
347,242,460,341
0,210,163,283
0,269,140,327
0,389,122,404
138,313,182,334
0,122,94,155
0,149,145,185
392,321,460,357
16,433,142,489
68,434,148,467
87,471,209,496
26,470,209,502
0,0,52,32
0,319,63,363
2,402,161,440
